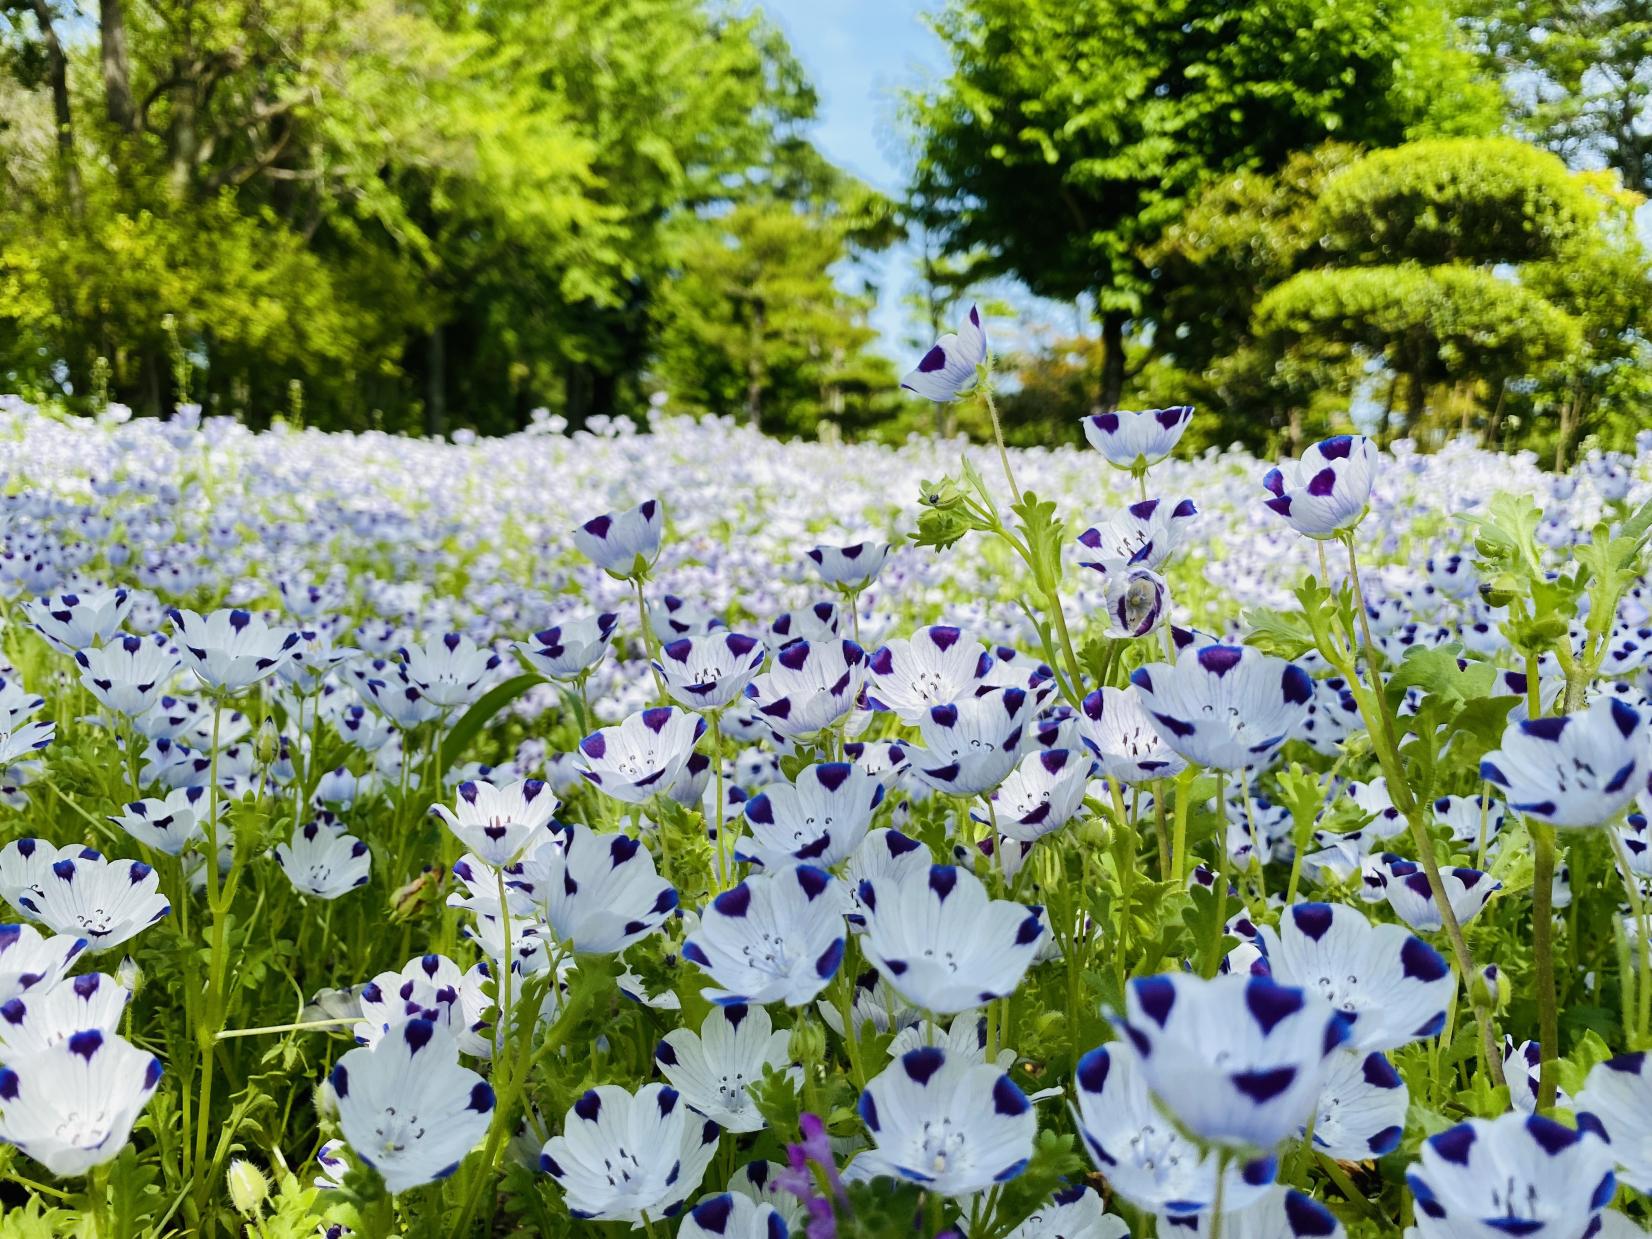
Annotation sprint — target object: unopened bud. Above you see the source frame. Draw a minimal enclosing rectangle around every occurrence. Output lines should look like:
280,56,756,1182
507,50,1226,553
254,719,280,768
790,1019,827,1068
1470,963,1510,1012
116,956,142,995
226,1159,268,1216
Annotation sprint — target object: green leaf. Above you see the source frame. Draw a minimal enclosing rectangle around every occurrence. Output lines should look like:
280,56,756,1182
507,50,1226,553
437,673,541,771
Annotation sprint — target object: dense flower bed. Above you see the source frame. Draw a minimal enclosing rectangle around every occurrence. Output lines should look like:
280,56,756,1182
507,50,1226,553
0,371,1648,1239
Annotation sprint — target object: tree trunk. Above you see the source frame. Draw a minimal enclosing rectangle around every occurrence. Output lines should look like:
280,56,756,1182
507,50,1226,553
168,68,198,196
1483,378,1507,450
425,324,446,438
1098,311,1126,413
1286,405,1303,455
99,0,138,132
745,301,766,432
28,0,81,210
1404,369,1426,441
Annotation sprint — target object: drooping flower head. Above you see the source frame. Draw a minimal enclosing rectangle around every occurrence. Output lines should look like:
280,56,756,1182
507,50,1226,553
1480,696,1647,828
1116,972,1352,1151
1082,407,1195,473
1131,645,1314,772
573,499,664,580
329,1018,494,1194
1084,561,1169,639
902,305,987,402
1261,435,1379,540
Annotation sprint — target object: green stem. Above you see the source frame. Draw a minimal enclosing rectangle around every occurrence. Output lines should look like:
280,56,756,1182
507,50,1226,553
632,576,668,702
1531,820,1560,1111
979,382,1020,500
1610,830,1651,1047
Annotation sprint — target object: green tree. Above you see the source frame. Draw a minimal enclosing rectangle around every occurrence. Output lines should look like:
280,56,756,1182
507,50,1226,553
905,0,1499,412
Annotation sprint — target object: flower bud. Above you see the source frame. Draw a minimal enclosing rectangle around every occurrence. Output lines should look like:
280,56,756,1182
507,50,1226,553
226,1159,268,1216
254,718,280,768
1470,963,1510,1012
790,1018,827,1069
116,955,142,996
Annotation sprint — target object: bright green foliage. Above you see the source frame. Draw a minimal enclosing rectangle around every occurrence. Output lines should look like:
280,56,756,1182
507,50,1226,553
906,0,1496,407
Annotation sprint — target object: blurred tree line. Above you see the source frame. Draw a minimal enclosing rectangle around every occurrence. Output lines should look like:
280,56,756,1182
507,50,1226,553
0,0,901,435
909,0,1652,465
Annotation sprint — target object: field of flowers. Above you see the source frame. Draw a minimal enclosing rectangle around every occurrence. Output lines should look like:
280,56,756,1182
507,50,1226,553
0,314,1650,1239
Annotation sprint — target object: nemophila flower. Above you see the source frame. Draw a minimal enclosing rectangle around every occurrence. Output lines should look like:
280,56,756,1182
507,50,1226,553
1131,645,1314,772
1501,1039,1565,1115
767,602,840,652
169,607,300,691
908,688,1029,796
653,593,725,640
1384,861,1499,931
1072,1042,1278,1217
1079,498,1199,573
430,778,557,867
0,973,130,1058
1157,1186,1346,1238
867,626,991,721
24,588,133,653
1292,678,1362,757
843,829,932,927
745,639,867,740
573,499,664,580
523,822,678,954
1480,696,1647,828
398,632,499,709
1304,1049,1407,1162
656,633,767,712
1082,406,1195,472
1406,1113,1615,1239
1256,903,1452,1051
851,1047,1034,1195
0,839,101,917
684,865,846,1005
352,954,491,1055
273,822,370,899
15,855,169,952
1086,561,1170,639
1078,687,1189,785
578,707,706,804
857,863,1043,1013
655,1003,796,1133
991,749,1093,842
739,762,886,868
901,304,987,401
972,1184,1127,1239
1576,1051,1652,1191
540,1083,720,1223
807,542,891,591
0,1029,162,1176
0,924,86,1002
74,634,180,717
1261,436,1379,539
108,786,214,857
1432,794,1507,849
329,1018,494,1194
0,720,53,766
1117,973,1352,1151
1343,778,1406,840
679,1193,790,1239
517,612,619,681
0,677,44,731
351,661,445,729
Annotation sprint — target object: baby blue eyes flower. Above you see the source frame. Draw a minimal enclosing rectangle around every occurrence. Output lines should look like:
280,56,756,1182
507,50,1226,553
1117,972,1352,1153
684,865,847,1006
540,1082,719,1222
1261,435,1379,539
516,612,619,681
1082,406,1195,472
273,821,371,900
654,1003,796,1133
73,633,179,717
23,587,134,654
902,305,988,402
990,748,1094,841
655,633,767,713
513,822,678,955
430,778,558,868
851,1047,1035,1196
0,922,86,1002
12,854,170,951
329,1018,494,1195
1480,696,1648,828
168,606,302,691
0,1028,163,1176
1078,497,1199,574
1406,1112,1615,1239
397,632,501,710
745,639,867,740
578,706,707,805
679,1192,792,1239
908,687,1029,796
739,762,886,869
867,625,993,722
807,541,891,591
856,863,1043,1013
1131,644,1314,773
572,498,664,580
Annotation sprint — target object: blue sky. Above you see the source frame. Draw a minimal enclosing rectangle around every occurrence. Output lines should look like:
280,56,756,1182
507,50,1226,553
752,0,946,357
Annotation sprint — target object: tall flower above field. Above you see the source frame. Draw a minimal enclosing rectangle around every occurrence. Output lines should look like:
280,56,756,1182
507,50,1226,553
902,305,987,402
